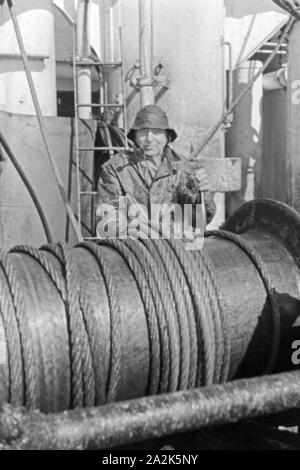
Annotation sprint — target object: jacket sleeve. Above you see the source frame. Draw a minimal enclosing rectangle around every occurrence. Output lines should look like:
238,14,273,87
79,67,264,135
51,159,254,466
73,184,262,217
96,164,127,237
96,163,123,208
173,172,217,226
203,191,217,225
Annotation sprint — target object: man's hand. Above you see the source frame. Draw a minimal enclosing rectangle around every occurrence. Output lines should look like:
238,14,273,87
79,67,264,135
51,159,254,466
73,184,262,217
194,168,211,192
184,159,212,193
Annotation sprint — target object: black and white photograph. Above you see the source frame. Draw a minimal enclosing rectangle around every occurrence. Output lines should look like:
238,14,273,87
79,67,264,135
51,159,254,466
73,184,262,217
0,0,300,454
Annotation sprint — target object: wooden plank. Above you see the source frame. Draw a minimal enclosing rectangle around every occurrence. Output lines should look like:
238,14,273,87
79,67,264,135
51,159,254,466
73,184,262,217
187,157,241,192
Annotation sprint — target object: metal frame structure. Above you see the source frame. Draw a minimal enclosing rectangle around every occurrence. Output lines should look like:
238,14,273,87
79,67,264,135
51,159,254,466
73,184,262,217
72,8,129,240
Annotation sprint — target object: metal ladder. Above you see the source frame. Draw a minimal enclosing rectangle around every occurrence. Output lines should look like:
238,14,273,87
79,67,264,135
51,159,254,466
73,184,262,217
72,23,129,241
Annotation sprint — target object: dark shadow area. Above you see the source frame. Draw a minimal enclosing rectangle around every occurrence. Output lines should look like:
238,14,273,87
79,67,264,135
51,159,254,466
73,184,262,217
234,291,300,379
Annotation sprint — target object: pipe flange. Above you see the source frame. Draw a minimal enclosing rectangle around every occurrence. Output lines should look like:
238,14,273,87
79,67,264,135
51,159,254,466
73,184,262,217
223,198,300,269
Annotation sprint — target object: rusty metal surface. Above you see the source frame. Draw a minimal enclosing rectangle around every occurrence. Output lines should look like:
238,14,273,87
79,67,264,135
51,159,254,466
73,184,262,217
0,370,300,449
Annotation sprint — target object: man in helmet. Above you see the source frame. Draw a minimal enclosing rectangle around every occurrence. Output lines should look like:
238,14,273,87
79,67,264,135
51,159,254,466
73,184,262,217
96,104,216,238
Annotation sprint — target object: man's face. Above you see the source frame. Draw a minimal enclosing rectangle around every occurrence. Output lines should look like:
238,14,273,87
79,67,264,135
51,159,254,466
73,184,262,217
135,128,168,159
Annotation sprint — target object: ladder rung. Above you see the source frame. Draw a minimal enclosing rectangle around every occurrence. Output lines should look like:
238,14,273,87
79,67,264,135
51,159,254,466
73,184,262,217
78,147,127,151
77,103,124,108
84,237,101,241
80,191,97,196
75,61,122,67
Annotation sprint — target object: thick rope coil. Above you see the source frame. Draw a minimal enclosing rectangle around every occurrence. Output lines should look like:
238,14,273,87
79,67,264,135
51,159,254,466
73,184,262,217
140,239,191,390
95,239,161,396
10,245,73,410
78,289,106,405
123,238,180,393
0,251,38,409
10,245,67,298
0,253,24,406
149,239,199,389
0,232,283,412
166,239,216,386
11,244,116,406
192,247,224,384
194,248,231,383
206,230,281,374
41,243,95,408
78,242,122,403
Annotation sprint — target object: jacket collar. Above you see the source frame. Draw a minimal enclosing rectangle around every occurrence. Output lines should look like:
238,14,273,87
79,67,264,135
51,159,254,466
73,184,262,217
129,145,182,178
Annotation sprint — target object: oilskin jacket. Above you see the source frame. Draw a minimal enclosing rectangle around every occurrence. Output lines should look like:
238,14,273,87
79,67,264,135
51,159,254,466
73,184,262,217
96,145,216,235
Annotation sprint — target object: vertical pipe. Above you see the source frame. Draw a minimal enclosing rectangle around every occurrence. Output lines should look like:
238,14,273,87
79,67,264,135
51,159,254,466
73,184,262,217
76,0,92,119
225,60,263,216
139,0,154,107
287,21,300,210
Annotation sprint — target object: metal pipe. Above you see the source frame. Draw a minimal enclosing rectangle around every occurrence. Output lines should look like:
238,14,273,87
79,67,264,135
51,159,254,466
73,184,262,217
263,67,288,90
139,0,154,106
266,42,287,47
1,370,300,449
225,60,263,214
222,41,233,128
76,0,92,119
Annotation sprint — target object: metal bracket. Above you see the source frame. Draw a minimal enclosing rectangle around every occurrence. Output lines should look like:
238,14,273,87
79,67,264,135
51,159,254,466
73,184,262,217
130,62,170,90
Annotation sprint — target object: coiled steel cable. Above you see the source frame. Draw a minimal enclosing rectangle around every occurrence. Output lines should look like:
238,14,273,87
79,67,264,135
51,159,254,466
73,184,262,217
78,289,106,405
205,230,281,374
76,241,122,403
123,238,180,393
0,252,38,409
95,239,164,394
10,243,121,407
193,248,231,383
149,239,199,389
11,244,101,407
140,239,191,390
0,253,24,406
166,239,216,386
41,242,96,407
0,234,279,413
9,244,70,410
